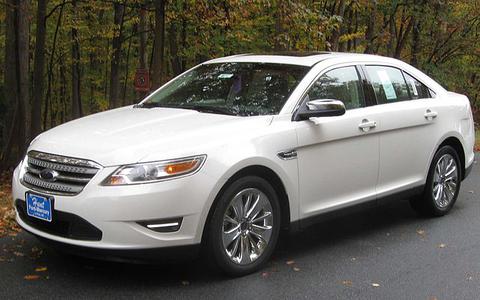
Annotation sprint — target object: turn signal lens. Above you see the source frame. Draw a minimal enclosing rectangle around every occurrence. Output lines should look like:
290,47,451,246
165,160,198,175
103,155,206,186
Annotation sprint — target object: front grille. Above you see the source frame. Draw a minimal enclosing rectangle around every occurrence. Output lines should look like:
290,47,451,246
16,200,102,241
22,151,101,196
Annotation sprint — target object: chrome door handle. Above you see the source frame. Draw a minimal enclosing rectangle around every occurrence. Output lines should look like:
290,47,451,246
358,119,377,132
424,109,438,120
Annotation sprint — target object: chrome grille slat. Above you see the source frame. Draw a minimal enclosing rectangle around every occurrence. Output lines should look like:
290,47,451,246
23,173,84,194
28,157,98,175
26,166,92,183
23,151,101,196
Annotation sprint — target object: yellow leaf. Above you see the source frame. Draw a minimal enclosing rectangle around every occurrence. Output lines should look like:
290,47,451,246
24,275,40,280
416,229,426,236
35,266,47,272
342,280,353,287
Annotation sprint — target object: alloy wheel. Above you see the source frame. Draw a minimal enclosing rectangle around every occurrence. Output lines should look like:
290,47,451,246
432,153,459,208
222,188,274,265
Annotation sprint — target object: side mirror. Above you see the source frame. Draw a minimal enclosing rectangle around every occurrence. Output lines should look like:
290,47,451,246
294,99,346,121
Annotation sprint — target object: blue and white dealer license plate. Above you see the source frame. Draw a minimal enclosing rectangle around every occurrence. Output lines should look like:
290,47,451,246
26,193,53,222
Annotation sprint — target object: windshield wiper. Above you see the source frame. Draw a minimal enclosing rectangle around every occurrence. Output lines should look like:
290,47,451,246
134,102,235,115
186,105,236,116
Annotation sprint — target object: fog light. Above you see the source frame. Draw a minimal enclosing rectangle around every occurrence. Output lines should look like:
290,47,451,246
138,217,182,233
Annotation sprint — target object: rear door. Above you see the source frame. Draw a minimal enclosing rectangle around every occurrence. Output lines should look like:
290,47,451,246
362,65,442,197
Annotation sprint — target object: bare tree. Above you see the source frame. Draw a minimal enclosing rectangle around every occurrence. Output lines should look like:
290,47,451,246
137,5,148,99
151,0,166,90
109,1,126,108
31,0,48,138
71,0,82,119
1,0,30,167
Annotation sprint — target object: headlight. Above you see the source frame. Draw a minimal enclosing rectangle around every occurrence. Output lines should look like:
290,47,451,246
102,155,206,186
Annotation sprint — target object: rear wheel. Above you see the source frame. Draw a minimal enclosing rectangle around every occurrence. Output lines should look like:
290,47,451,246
410,145,461,216
207,176,281,276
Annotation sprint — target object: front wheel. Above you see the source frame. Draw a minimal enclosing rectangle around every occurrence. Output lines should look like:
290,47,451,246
410,145,461,216
206,176,281,276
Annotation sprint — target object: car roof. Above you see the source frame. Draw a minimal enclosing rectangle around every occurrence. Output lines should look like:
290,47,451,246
204,51,394,67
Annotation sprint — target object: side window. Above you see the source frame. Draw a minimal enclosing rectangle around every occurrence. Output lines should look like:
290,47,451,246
365,66,410,104
306,66,365,110
403,72,431,99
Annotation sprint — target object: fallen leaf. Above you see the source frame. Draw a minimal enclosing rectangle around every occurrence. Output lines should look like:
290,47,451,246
342,280,353,287
286,260,295,265
468,191,474,194
181,280,190,286
35,266,47,272
261,272,270,278
293,267,300,272
24,275,40,280
371,283,380,287
350,257,357,262
416,229,426,236
437,243,446,248
13,251,24,257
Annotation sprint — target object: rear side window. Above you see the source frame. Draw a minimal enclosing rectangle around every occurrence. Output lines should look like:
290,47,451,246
403,72,431,99
365,66,410,104
306,66,365,110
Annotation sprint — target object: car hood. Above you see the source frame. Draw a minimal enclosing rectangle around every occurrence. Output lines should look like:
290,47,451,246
30,106,273,166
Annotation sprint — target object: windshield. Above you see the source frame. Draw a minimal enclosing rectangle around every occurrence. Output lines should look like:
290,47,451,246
140,62,310,116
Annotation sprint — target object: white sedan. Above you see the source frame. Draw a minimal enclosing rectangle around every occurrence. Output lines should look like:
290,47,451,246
12,52,475,276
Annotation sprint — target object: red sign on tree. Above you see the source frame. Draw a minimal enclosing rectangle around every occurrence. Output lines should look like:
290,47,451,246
134,69,150,92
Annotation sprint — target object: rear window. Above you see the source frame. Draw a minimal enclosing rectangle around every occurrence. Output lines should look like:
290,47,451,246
403,72,431,99
365,66,410,104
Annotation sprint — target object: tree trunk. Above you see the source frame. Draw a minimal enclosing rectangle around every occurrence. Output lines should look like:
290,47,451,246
31,0,48,139
122,26,134,106
169,22,182,76
2,0,19,166
329,0,346,51
109,1,126,108
364,2,376,54
137,6,148,100
151,0,166,90
411,0,424,66
71,0,82,119
1,0,30,167
274,0,285,51
44,0,64,130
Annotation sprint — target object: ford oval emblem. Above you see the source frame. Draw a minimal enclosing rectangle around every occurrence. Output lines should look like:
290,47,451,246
39,169,59,182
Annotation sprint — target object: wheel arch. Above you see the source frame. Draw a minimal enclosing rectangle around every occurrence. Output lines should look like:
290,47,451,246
435,135,466,179
200,164,291,245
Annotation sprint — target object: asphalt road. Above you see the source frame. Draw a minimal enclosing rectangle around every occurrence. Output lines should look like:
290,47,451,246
0,154,478,300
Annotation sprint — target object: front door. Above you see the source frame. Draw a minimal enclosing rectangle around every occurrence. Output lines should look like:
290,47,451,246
294,66,380,219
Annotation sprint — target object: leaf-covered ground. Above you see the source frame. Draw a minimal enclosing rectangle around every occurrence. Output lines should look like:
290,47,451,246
0,171,20,238
475,129,480,152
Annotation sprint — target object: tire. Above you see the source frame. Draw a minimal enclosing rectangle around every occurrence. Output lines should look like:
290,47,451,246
410,145,462,217
206,175,281,276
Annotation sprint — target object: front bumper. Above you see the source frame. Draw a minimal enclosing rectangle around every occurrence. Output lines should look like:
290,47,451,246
12,163,220,251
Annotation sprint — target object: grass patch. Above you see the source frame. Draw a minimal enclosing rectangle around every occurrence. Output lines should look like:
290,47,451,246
476,129,480,152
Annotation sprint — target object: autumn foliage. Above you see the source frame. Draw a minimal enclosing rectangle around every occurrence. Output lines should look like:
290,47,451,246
0,0,479,167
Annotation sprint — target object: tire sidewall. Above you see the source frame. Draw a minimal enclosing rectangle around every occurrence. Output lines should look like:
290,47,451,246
208,175,281,276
